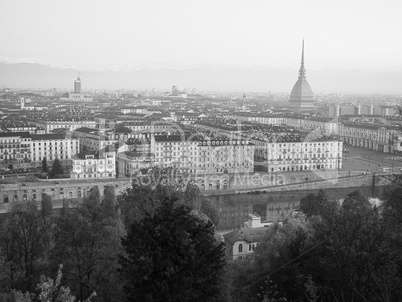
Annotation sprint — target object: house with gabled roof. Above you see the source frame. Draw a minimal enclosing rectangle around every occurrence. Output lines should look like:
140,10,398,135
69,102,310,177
223,214,271,260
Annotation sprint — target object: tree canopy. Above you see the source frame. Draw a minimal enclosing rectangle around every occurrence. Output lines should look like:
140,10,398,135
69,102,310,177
50,159,64,178
119,197,226,302
226,189,402,302
42,157,48,174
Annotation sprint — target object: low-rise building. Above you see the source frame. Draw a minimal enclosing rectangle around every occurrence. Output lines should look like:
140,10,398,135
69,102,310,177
70,148,116,180
117,151,155,177
223,214,270,260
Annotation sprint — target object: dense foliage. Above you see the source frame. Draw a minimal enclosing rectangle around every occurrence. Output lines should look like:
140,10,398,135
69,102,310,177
0,168,223,301
50,159,64,178
1,171,402,301
226,189,402,302
120,197,225,301
41,158,48,174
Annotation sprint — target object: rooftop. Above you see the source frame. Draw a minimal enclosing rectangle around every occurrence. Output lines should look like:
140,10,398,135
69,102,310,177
31,134,66,140
74,127,100,134
154,135,200,142
223,226,269,245
0,132,31,139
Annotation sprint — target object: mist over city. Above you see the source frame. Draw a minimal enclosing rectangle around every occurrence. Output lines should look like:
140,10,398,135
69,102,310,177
1,1,402,301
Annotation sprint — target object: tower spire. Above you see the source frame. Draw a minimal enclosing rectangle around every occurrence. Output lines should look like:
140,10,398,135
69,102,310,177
299,39,306,78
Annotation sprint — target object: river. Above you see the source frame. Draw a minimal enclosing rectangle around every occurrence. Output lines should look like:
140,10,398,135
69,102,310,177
210,185,388,233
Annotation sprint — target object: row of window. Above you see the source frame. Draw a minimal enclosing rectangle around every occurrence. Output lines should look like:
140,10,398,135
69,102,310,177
271,163,336,172
238,243,257,253
74,173,114,179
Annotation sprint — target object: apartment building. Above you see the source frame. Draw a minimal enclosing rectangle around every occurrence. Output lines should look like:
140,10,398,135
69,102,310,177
151,135,199,174
30,134,80,166
340,123,401,153
0,132,32,169
2,123,45,134
119,121,176,133
197,138,254,175
27,118,96,133
194,122,252,138
70,147,116,180
149,134,255,176
73,127,118,152
252,134,343,172
117,151,155,177
235,114,339,135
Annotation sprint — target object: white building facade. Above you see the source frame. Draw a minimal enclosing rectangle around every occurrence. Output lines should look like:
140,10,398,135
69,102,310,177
70,149,116,180
253,137,343,172
30,134,80,166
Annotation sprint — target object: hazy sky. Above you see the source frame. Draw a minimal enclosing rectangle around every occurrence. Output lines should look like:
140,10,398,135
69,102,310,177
1,0,402,72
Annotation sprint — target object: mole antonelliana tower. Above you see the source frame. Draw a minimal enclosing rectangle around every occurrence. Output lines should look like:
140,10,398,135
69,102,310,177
288,40,315,111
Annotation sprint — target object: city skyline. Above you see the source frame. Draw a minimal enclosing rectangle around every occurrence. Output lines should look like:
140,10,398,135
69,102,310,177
1,1,402,299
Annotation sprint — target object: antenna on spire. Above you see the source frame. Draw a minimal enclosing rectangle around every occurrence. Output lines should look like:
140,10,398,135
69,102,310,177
299,38,306,78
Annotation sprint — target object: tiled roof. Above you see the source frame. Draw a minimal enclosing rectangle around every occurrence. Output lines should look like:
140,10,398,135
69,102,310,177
154,135,200,142
31,134,66,140
73,151,99,160
0,132,31,138
74,127,99,134
223,226,268,245
123,151,154,158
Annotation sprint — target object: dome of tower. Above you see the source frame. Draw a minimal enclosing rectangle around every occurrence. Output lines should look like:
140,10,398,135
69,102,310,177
288,39,315,110
290,77,313,101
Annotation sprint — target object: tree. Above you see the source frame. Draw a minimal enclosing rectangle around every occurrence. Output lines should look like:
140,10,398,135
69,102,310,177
12,265,96,302
305,190,401,302
102,185,116,219
87,186,100,205
42,158,48,174
50,159,64,178
299,189,338,219
40,194,53,218
119,197,226,301
226,190,402,301
118,169,200,229
248,218,314,301
382,187,402,224
200,198,220,227
299,193,318,217
0,201,53,294
51,203,122,302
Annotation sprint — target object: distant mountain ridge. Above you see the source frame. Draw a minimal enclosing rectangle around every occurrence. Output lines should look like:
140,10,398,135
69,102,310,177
1,62,402,95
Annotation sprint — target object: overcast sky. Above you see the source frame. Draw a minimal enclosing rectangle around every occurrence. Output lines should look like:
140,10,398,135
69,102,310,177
1,0,402,72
